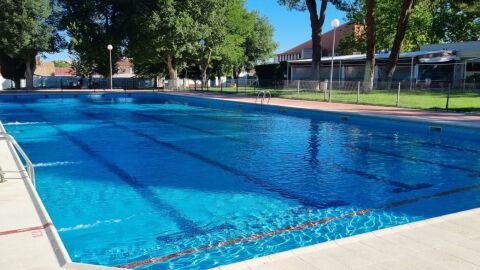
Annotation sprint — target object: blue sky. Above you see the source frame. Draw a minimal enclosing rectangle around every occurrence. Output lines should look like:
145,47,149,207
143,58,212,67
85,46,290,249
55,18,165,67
44,0,346,60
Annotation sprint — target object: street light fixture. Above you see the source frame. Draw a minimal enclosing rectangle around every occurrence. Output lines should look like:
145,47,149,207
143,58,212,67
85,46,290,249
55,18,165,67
329,19,340,102
107,44,113,91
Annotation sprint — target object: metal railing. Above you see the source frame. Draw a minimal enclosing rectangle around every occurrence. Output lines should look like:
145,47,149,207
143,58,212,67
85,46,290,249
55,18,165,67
255,90,271,105
0,131,35,186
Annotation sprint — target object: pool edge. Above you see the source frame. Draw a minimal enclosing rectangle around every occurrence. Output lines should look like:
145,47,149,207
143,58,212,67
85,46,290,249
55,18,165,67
211,207,480,270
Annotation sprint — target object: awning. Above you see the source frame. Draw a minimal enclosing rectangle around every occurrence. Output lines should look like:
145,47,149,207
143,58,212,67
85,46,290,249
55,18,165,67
419,56,459,63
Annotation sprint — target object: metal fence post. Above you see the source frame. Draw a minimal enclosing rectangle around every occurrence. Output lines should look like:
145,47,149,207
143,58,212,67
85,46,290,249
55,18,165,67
396,82,401,107
297,80,300,97
445,84,451,110
357,81,360,104
236,79,239,93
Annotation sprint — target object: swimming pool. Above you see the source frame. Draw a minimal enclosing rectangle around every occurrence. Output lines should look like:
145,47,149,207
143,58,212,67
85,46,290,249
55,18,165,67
1,93,479,269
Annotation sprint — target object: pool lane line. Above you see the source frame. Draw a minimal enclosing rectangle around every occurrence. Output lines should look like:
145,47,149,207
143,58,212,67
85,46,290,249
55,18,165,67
132,111,259,146
144,102,480,156
366,133,480,155
0,222,52,237
331,163,432,193
117,208,373,269
351,145,480,175
20,105,205,237
119,181,480,269
83,111,349,210
108,109,432,194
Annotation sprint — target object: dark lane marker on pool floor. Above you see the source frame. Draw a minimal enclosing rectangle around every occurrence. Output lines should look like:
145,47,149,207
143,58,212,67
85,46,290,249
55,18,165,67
21,105,205,236
352,145,480,175
122,110,432,193
84,111,348,210
119,182,480,269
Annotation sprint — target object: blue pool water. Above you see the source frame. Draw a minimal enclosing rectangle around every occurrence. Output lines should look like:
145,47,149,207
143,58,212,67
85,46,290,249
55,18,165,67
1,93,480,269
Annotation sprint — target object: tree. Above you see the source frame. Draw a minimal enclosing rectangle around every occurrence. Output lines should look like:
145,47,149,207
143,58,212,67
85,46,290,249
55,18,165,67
385,0,415,84
278,0,348,80
53,60,72,68
207,0,254,83
364,0,376,90
244,13,279,70
128,0,199,81
59,0,133,87
0,0,60,89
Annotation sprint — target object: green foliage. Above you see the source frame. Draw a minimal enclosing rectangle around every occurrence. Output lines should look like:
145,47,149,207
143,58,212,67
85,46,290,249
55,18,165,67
53,60,71,68
0,0,60,86
59,0,133,77
128,0,200,78
129,0,277,79
244,13,279,69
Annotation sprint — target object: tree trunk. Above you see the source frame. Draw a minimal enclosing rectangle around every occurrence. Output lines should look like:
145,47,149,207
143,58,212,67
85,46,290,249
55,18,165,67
165,55,177,80
201,50,212,89
306,0,328,81
24,57,35,90
14,78,21,89
363,0,376,91
386,0,415,86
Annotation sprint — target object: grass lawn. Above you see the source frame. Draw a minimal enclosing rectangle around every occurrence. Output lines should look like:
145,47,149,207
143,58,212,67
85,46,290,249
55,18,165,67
190,87,480,112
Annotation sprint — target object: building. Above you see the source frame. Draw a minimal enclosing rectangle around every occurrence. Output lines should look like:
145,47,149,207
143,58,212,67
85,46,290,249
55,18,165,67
276,24,362,63
285,41,480,89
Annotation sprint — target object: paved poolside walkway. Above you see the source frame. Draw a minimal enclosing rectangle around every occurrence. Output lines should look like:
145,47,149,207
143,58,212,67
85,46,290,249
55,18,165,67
165,91,480,129
212,208,480,270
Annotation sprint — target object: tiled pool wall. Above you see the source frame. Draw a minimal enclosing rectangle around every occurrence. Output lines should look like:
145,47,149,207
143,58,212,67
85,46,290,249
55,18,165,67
1,92,479,142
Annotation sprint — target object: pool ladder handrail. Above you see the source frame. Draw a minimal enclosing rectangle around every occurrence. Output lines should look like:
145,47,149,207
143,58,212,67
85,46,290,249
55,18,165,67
0,132,35,186
255,90,271,105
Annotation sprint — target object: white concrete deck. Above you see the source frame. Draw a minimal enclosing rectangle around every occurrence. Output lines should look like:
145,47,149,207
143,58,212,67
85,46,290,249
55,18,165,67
213,208,480,270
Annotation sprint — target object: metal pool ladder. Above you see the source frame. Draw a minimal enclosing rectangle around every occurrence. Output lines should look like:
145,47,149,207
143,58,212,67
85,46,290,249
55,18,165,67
255,90,271,105
0,132,35,186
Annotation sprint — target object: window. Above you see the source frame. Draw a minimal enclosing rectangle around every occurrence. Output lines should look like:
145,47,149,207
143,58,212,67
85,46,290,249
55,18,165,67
467,62,480,72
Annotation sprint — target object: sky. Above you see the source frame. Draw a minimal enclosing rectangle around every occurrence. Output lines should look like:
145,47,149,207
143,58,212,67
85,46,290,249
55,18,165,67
44,0,347,60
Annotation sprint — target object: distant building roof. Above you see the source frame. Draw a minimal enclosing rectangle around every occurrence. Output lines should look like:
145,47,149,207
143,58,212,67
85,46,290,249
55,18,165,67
34,60,55,76
288,50,458,64
277,24,359,56
54,67,75,76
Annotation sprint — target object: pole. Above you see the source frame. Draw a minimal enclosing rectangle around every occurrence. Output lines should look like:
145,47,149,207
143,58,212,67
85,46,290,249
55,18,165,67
297,80,300,97
410,57,414,91
445,84,451,110
396,82,401,107
109,49,113,91
329,27,337,102
463,60,468,90
357,81,360,104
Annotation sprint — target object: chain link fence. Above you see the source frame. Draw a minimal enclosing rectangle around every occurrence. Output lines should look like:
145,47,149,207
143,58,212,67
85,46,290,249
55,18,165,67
167,77,479,111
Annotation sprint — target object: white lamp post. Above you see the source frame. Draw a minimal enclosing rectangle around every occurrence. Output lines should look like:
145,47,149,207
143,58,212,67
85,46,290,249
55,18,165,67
329,19,340,102
107,44,113,91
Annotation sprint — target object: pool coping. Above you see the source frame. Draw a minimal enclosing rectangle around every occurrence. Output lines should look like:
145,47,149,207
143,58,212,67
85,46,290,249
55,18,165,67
158,91,480,132
211,207,480,270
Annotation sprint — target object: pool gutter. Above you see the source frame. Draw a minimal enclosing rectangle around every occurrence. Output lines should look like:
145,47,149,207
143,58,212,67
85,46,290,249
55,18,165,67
157,91,480,132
